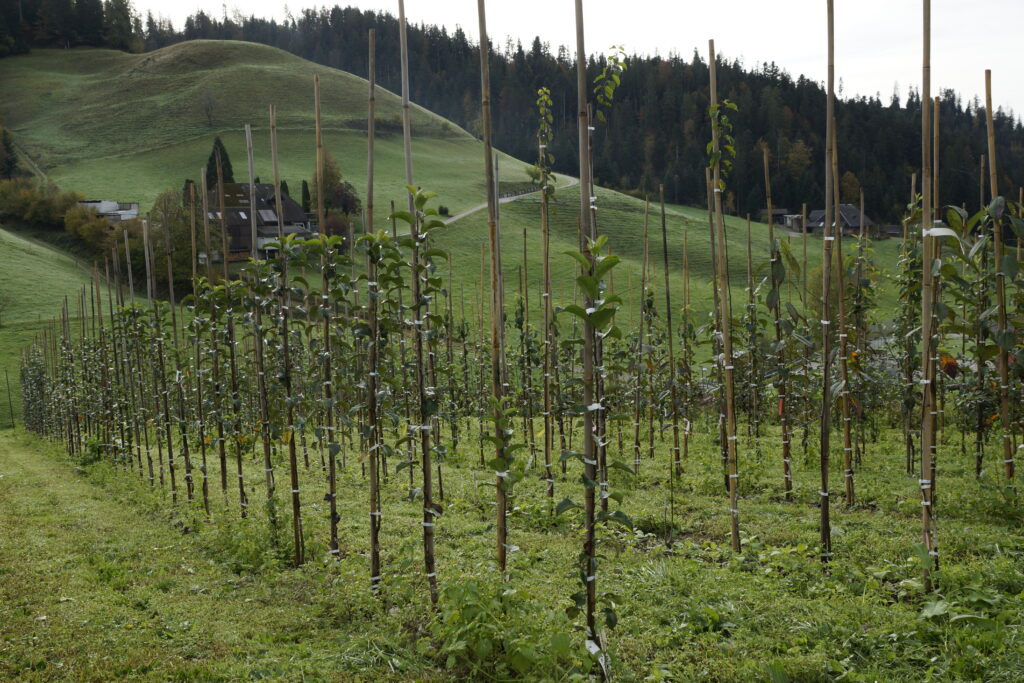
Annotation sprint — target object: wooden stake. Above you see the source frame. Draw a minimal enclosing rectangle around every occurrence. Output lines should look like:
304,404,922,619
660,187,682,481
919,0,938,590
575,0,600,651
764,145,792,500
819,0,835,564
366,27,382,589
985,69,1015,493
709,39,741,554
401,0,438,603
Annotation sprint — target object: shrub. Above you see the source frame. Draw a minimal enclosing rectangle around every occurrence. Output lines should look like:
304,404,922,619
0,178,80,228
64,204,111,245
431,578,592,678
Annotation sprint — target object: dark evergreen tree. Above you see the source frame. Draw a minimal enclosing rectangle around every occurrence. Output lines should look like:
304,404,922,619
103,0,136,51
205,136,234,189
34,0,76,47
1,127,18,179
75,0,105,46
301,179,310,213
280,180,289,197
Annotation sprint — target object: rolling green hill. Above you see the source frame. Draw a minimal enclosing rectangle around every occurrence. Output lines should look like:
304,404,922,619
0,40,534,216
0,40,902,372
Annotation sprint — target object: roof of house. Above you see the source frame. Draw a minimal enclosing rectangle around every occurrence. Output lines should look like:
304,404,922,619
806,203,875,229
206,183,308,229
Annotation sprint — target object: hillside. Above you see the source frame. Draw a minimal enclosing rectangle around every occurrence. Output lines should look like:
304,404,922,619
0,40,527,215
0,227,116,422
0,40,903,326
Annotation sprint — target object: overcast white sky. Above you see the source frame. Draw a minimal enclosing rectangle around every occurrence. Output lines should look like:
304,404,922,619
134,0,1024,116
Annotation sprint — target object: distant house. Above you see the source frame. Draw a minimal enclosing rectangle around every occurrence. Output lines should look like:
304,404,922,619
78,200,140,223
758,208,790,225
203,183,313,262
783,214,805,232
879,224,903,239
805,203,875,236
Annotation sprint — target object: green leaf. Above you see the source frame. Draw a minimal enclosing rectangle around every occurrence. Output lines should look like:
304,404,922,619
560,304,588,322
988,196,1006,220
564,250,590,271
920,600,950,619
555,497,580,515
576,275,599,300
389,210,415,226
994,329,1016,353
1002,254,1018,282
590,308,616,330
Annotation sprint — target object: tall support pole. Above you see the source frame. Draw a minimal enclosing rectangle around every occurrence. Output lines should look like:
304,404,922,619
820,0,836,564
985,70,1015,493
366,27,382,590
659,187,682,481
764,145,792,500
245,124,258,259
709,40,741,554
477,0,510,578
574,0,600,656
400,0,438,604
919,0,938,591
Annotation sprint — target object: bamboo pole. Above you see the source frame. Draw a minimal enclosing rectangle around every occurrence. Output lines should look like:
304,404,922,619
709,40,741,554
575,0,600,654
706,168,728,491
745,213,756,441
313,73,338,556
245,124,258,259
265,104,304,566
189,183,197,282
366,27,382,589
541,125,555,501
660,187,682,480
400,0,439,603
763,145,793,500
854,188,868,468
819,0,835,564
631,201,649,477
985,69,1015,492
918,0,938,591
477,0,511,577
835,153,855,505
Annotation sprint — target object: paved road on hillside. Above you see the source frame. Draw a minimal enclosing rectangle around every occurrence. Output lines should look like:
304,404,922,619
443,175,579,225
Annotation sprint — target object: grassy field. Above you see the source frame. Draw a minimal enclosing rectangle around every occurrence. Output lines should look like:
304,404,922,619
1,416,1022,680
